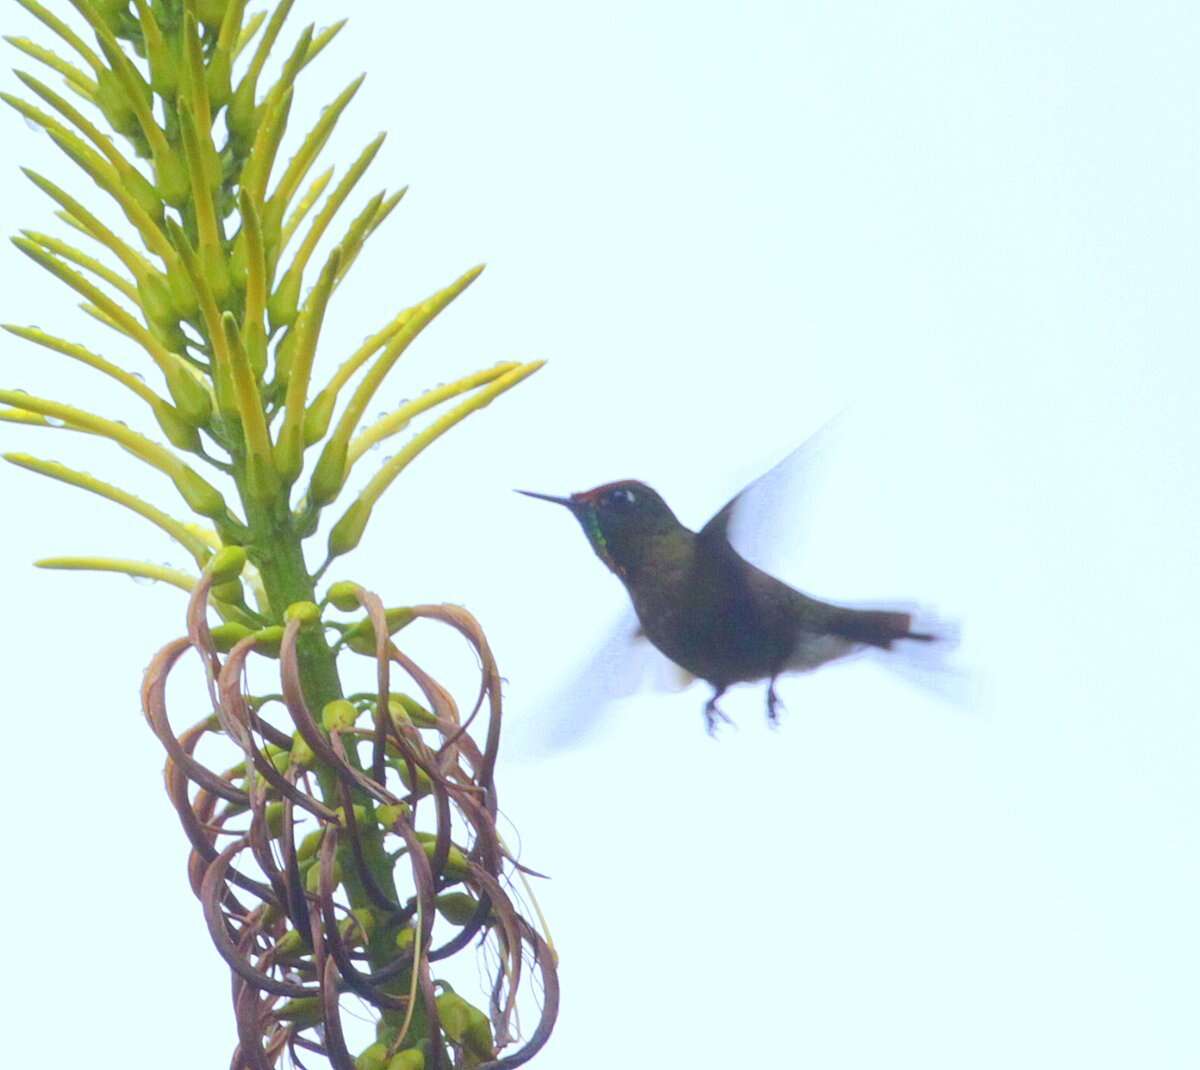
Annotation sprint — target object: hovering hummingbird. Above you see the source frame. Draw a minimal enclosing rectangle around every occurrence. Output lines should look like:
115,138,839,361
518,446,944,734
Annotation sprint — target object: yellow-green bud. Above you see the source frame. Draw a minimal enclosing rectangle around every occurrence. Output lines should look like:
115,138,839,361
252,625,285,657
203,241,232,306
154,149,191,208
327,499,371,559
422,842,469,880
269,749,290,775
210,622,252,653
138,272,177,332
326,581,362,612
376,802,410,828
435,892,480,926
296,828,324,863
310,444,348,510
394,927,415,952
321,699,358,733
290,731,315,769
268,268,302,332
275,928,307,958
264,801,285,837
164,363,213,426
392,759,432,797
303,388,336,446
388,694,439,729
345,608,415,654
211,579,246,605
284,600,321,626
206,48,233,112
166,259,200,319
305,857,342,894
339,907,375,946
355,1043,389,1070
334,804,369,828
195,0,229,32
387,1051,425,1070
206,545,248,584
151,400,202,452
276,996,323,1027
175,468,227,519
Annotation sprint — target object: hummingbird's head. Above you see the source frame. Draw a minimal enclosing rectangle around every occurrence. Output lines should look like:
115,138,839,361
516,480,684,577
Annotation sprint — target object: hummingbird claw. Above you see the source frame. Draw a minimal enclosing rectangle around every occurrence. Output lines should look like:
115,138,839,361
704,688,733,736
766,677,785,727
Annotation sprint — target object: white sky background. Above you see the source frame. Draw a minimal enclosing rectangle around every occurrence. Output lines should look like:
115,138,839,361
1,2,1196,1066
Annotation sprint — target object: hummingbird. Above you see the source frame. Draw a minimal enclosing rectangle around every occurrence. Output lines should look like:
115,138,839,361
518,454,942,734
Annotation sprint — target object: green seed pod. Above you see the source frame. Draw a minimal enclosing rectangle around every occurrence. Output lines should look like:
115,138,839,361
274,928,307,958
376,802,411,828
203,241,232,306
339,906,375,947
327,499,371,560
264,801,285,838
394,927,414,953
388,694,439,729
326,580,362,612
344,608,415,654
174,468,228,519
333,804,369,828
321,699,358,733
252,625,285,657
194,0,230,31
268,268,302,332
310,446,348,511
163,363,213,426
355,1043,390,1070
304,857,342,894
207,545,248,584
290,730,315,769
226,77,257,151
296,828,324,864
94,70,139,140
435,892,480,926
269,749,291,775
303,388,336,446
422,842,469,879
154,149,191,208
206,48,233,112
166,259,201,319
284,600,321,626
276,996,323,1027
386,1051,425,1070
138,272,177,332
151,400,202,453
123,166,163,222
391,759,432,797
211,579,246,606
210,622,252,653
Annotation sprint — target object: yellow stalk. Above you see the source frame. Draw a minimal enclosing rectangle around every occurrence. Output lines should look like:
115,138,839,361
269,76,366,218
326,363,543,559
21,231,138,303
220,313,279,502
14,0,105,77
280,167,334,251
0,389,229,519
238,192,269,377
36,556,199,593
348,364,521,467
5,453,212,565
235,11,268,60
4,36,98,96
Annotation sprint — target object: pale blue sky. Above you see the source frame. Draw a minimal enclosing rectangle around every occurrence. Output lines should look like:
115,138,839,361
0,3,1195,1067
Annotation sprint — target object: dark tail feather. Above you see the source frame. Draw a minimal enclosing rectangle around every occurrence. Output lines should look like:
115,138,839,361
832,609,936,650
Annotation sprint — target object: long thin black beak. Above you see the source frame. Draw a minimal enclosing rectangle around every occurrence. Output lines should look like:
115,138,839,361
515,489,577,510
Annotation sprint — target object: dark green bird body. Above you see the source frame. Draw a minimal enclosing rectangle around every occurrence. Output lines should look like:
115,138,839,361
520,477,935,730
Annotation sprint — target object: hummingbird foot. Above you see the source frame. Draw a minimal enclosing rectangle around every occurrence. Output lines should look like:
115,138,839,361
766,677,786,727
703,687,732,736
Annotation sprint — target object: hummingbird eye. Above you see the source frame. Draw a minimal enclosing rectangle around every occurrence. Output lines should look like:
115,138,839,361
602,487,638,510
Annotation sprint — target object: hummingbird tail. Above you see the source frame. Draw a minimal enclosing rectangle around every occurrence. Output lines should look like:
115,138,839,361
834,609,935,650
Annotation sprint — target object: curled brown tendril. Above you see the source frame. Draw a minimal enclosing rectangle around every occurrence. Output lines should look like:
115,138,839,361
141,577,559,1069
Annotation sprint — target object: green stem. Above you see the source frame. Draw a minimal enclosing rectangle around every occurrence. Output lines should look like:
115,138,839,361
240,486,405,996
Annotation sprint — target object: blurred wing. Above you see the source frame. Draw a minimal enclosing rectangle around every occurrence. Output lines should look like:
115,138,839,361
507,610,694,759
701,414,845,573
